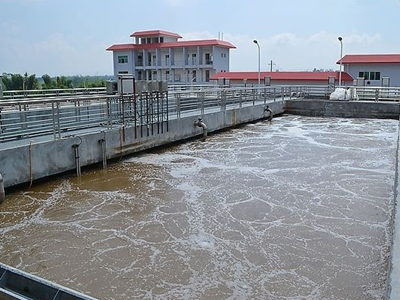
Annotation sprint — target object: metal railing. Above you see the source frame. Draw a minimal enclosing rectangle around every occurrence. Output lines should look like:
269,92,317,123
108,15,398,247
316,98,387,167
353,86,400,102
0,86,286,143
2,87,107,100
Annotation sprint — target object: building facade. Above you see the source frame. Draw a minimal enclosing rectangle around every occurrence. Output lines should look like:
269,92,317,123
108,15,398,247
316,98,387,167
107,30,236,84
339,54,400,87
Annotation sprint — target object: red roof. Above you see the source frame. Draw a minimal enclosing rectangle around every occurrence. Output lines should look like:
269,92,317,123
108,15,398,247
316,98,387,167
107,39,236,51
130,30,182,39
338,54,400,64
210,71,353,82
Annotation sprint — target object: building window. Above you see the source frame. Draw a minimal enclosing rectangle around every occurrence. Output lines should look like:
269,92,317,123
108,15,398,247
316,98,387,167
137,55,143,66
205,53,212,65
205,70,210,82
118,56,128,64
191,53,197,65
165,70,170,81
118,71,128,74
160,37,164,43
221,53,224,58
370,72,380,80
359,71,381,81
165,54,170,66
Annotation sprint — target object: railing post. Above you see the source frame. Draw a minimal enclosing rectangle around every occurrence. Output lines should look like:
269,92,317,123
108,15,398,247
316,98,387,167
52,102,57,140
201,91,205,115
56,102,61,139
176,93,181,119
220,90,227,111
107,98,112,129
263,88,266,105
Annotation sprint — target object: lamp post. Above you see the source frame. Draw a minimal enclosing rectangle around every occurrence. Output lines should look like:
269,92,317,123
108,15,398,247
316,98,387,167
338,36,343,88
253,40,261,90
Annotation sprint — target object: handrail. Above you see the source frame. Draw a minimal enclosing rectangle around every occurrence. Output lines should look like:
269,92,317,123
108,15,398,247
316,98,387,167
0,86,285,143
2,87,107,99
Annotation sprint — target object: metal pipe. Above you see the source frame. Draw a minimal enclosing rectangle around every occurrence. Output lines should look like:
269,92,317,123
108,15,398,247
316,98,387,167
338,36,343,88
194,117,208,138
29,141,33,188
0,173,5,204
98,134,107,169
253,40,261,91
71,136,82,177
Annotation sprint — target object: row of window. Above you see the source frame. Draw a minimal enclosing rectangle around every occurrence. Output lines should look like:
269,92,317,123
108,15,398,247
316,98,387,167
123,70,212,82
118,53,217,65
358,71,381,81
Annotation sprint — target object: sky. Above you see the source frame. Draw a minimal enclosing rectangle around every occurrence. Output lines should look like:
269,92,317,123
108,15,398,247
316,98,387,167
0,0,399,76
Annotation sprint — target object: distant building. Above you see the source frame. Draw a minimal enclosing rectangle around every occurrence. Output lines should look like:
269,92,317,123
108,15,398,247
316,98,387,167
107,30,236,84
210,71,353,87
338,54,400,87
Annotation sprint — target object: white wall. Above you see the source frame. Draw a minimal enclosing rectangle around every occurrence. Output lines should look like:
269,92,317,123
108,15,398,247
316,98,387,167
112,45,232,83
344,63,400,87
113,51,134,78
212,47,230,73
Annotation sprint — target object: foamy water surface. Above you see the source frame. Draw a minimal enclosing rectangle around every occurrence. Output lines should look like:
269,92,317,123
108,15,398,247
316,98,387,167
0,116,398,300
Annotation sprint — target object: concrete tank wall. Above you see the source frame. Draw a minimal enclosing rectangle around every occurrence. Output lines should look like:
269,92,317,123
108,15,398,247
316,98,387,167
0,102,285,188
285,99,400,119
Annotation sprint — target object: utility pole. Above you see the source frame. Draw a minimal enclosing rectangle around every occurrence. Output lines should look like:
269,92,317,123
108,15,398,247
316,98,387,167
268,60,276,72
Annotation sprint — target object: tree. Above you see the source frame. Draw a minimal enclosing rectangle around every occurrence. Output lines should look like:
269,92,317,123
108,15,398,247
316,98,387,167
42,74,53,89
25,73,39,90
55,76,72,89
1,73,38,90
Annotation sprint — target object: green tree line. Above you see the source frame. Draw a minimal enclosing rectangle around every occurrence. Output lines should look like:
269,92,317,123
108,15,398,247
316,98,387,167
1,72,113,91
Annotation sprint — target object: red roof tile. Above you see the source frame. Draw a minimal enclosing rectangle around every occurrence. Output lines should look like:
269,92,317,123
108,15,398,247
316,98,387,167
210,71,353,82
107,39,236,51
130,30,182,39
338,54,400,64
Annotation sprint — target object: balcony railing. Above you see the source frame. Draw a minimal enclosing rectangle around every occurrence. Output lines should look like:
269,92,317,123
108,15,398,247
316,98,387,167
134,59,214,69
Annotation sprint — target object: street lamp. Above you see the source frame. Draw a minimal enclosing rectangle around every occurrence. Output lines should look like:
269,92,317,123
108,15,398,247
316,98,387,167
253,40,261,90
338,36,343,88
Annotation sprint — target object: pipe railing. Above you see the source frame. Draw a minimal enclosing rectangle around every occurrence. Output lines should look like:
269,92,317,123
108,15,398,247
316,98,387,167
2,87,107,100
0,86,285,143
3,84,399,143
353,86,400,102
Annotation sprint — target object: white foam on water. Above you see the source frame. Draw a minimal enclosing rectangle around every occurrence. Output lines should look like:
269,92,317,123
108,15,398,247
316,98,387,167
0,116,398,300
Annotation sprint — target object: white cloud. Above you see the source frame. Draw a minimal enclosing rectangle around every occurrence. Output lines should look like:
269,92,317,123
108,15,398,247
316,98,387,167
32,33,76,54
181,31,216,41
0,26,112,76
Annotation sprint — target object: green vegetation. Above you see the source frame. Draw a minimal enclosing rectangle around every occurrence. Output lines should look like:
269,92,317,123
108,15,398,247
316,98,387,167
1,72,113,91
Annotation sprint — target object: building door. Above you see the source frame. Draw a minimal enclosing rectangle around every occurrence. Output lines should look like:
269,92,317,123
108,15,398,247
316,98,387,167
192,70,196,82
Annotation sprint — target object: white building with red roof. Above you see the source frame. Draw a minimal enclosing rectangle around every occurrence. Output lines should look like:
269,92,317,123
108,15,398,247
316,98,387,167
107,30,236,84
338,54,400,87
